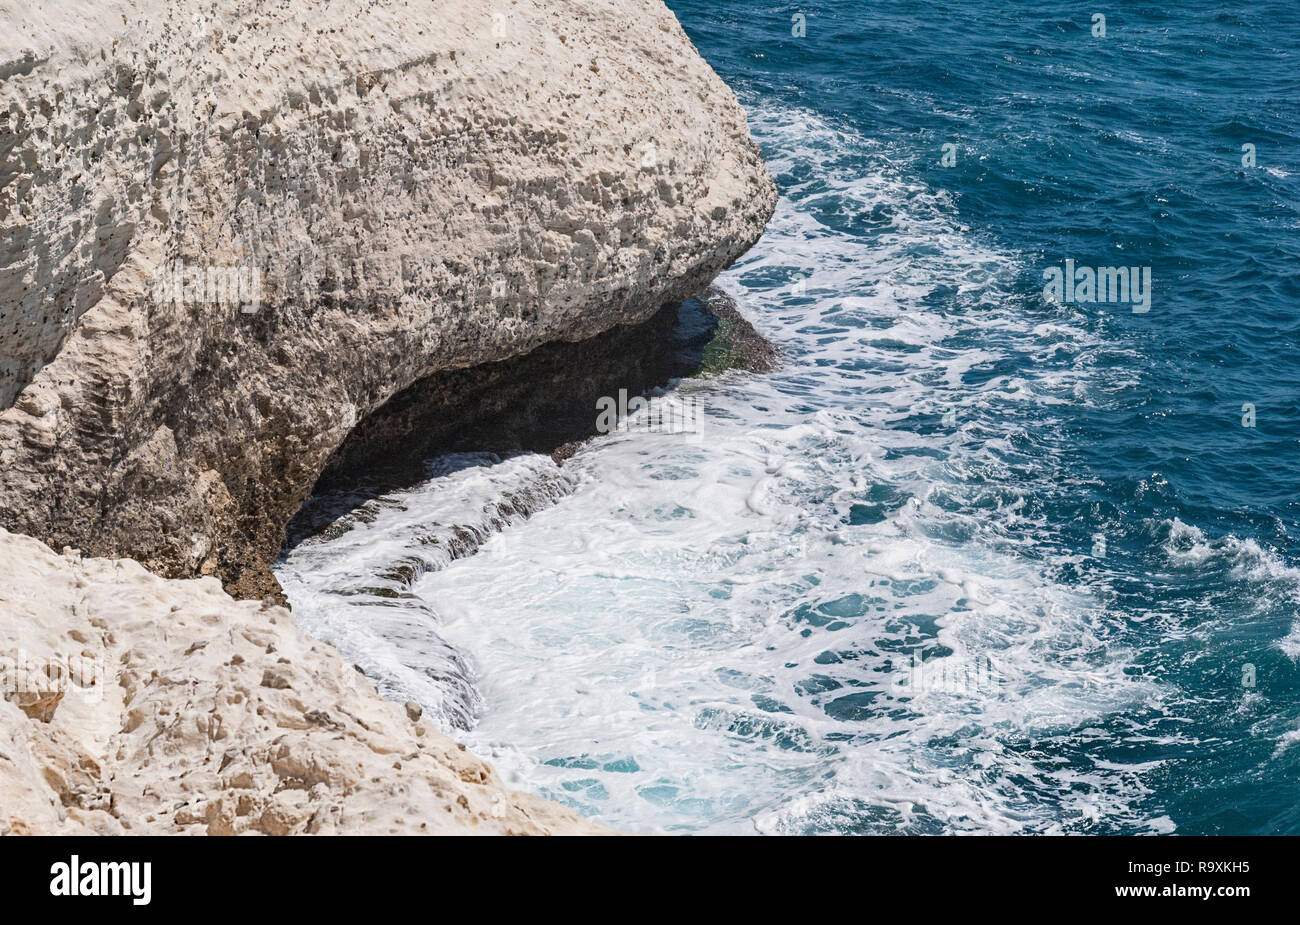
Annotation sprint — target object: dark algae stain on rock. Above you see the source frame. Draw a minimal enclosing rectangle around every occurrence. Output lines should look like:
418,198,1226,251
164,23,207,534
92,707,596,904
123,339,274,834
686,288,778,376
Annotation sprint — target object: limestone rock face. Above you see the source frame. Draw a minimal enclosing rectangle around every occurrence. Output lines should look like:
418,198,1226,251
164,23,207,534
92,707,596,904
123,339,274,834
0,528,606,835
0,0,776,596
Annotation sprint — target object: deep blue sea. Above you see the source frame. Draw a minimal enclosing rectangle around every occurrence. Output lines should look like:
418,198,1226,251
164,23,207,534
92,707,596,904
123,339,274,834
279,2,1300,833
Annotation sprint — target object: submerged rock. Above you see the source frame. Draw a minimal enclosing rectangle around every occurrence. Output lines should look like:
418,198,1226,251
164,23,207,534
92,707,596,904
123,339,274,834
0,0,776,599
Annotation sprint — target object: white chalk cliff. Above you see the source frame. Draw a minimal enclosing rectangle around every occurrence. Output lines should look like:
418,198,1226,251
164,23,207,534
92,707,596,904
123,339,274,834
0,0,775,597
0,0,774,834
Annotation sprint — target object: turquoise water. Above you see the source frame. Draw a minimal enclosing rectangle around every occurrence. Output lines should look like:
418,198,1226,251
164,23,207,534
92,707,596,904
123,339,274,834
281,3,1300,833
662,0,1300,834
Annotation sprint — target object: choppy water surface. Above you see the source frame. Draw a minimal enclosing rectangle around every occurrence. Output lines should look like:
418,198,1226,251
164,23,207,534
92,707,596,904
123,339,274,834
278,2,1300,834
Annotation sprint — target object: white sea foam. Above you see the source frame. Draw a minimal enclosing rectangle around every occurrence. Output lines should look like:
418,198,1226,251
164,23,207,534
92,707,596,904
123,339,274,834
275,453,575,730
1160,517,1300,661
276,103,1173,833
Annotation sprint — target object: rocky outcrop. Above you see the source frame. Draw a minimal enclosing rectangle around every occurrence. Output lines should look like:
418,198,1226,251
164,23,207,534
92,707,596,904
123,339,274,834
0,528,606,835
0,0,776,598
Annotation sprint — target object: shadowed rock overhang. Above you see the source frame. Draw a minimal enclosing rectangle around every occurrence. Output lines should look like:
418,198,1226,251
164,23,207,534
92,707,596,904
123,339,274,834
0,0,777,597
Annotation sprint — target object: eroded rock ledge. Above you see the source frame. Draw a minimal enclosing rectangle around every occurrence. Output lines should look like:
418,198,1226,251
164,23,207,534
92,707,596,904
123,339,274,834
0,528,606,835
0,0,776,599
